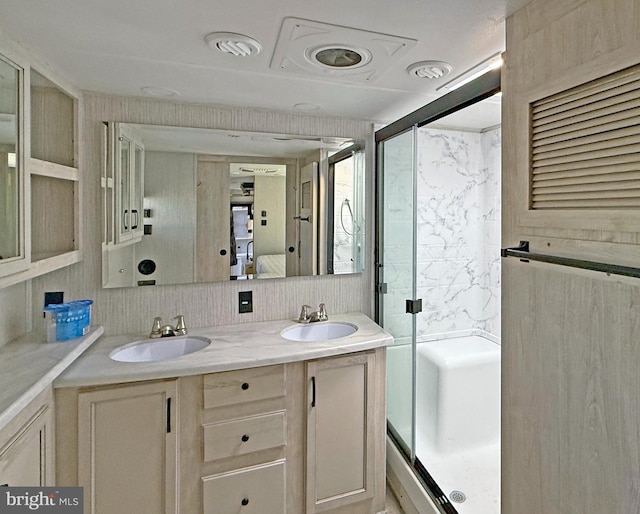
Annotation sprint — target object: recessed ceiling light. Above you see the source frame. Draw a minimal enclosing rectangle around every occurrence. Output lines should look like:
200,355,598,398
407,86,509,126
205,32,262,57
293,103,321,111
407,61,453,79
141,86,180,97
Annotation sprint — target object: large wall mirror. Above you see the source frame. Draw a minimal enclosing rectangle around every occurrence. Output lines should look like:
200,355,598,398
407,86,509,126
102,123,366,288
0,55,20,265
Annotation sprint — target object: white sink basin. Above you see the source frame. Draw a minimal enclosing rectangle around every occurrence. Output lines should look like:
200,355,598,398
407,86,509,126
281,322,357,342
110,336,211,362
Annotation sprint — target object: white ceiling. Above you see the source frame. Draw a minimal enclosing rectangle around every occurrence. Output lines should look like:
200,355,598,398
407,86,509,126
0,0,530,124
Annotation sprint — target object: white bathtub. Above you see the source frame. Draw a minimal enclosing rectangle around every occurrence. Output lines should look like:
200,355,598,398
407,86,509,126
416,335,500,454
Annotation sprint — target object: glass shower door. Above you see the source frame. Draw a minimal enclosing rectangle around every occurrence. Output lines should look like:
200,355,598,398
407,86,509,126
377,127,417,459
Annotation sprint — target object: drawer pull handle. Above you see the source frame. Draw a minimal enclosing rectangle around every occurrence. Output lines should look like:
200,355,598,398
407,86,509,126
241,382,249,390
241,498,249,506
241,434,250,442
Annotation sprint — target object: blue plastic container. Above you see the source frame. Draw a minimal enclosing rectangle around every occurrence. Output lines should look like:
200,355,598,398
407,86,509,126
44,299,93,342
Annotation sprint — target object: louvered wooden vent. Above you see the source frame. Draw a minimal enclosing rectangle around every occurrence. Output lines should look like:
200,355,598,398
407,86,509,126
530,64,640,209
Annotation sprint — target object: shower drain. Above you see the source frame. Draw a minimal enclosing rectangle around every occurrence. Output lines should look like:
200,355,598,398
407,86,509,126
449,490,467,503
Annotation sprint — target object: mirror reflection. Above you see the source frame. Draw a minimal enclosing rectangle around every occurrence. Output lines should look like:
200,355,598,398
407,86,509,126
102,123,365,288
0,57,19,262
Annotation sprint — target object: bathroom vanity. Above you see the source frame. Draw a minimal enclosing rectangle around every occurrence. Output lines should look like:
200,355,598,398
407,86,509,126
53,313,391,514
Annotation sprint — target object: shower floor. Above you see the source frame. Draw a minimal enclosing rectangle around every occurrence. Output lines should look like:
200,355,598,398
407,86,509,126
416,439,500,514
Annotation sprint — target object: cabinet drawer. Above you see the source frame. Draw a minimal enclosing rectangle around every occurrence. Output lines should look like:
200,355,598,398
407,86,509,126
202,459,285,514
203,411,286,462
203,365,285,409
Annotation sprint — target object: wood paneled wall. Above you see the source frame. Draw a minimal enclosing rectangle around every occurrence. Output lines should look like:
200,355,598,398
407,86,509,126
29,94,375,336
502,0,640,512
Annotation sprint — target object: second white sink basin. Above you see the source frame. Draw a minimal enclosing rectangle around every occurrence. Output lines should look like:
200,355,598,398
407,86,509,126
281,322,357,342
110,336,211,362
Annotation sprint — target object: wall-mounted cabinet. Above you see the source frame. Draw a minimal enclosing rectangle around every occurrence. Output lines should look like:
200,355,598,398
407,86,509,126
0,35,82,289
102,122,144,251
113,123,144,244
0,51,27,278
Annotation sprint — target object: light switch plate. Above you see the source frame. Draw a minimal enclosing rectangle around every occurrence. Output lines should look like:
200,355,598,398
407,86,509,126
239,291,253,313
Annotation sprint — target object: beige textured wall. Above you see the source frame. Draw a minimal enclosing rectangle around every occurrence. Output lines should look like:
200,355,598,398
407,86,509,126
0,282,28,346
28,94,375,337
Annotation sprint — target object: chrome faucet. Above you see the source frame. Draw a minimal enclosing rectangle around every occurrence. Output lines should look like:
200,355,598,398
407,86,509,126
149,315,188,338
174,315,188,336
297,303,328,323
297,305,312,323
310,303,328,322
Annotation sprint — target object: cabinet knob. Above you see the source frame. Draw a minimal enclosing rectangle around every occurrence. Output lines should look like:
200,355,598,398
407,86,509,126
241,498,249,506
241,382,249,390
241,434,250,442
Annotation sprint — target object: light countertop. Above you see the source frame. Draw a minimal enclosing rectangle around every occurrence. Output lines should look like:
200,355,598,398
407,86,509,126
55,313,392,388
0,327,104,433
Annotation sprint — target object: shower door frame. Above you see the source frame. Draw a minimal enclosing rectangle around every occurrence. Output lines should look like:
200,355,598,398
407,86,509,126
375,66,501,513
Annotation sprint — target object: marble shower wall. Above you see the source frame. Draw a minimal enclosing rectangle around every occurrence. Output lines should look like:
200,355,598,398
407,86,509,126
415,126,501,339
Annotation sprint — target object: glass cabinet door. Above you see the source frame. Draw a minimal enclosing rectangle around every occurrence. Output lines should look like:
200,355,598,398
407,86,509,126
114,123,144,244
116,130,132,242
131,143,144,238
0,54,26,276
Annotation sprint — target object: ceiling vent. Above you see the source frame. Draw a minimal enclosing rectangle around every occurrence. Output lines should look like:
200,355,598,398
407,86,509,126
407,61,453,79
270,17,417,83
205,32,262,57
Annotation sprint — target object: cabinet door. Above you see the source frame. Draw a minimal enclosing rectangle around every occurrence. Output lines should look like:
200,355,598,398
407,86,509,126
115,124,132,243
0,53,28,278
305,352,375,513
114,123,144,244
0,403,52,487
130,141,144,239
78,381,177,514
195,159,230,282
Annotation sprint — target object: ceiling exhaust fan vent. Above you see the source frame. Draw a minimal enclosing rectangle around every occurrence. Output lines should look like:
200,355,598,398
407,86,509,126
407,61,453,79
309,46,370,69
205,32,262,57
270,17,417,83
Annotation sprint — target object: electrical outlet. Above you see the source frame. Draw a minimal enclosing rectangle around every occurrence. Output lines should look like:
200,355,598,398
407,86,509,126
239,291,253,313
44,291,64,307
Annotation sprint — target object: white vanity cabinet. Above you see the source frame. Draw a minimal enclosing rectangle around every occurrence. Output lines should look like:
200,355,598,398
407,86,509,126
60,380,178,514
0,387,54,487
305,351,384,514
55,346,387,514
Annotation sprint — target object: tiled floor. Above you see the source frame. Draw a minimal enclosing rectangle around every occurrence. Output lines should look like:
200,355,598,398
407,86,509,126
386,484,406,514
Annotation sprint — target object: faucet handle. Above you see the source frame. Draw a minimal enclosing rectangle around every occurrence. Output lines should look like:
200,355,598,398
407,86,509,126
317,303,328,321
173,315,187,336
150,317,163,338
298,305,312,323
